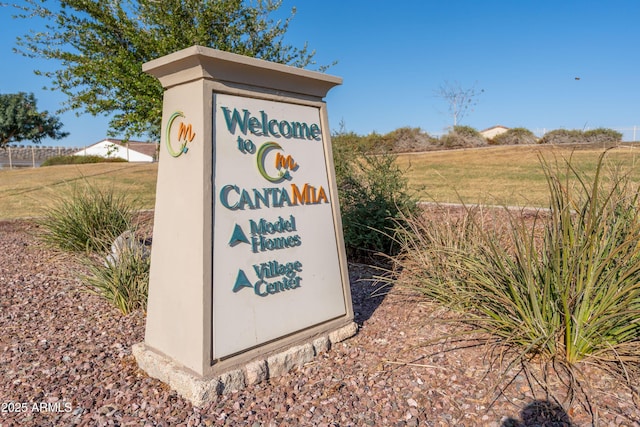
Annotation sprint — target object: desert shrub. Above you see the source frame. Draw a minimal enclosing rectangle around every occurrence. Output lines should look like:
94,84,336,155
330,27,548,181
331,130,370,153
333,137,419,262
41,155,127,166
538,129,584,144
583,128,622,144
82,232,150,315
379,127,438,153
359,132,385,152
491,127,538,145
333,128,438,154
539,128,623,145
38,183,137,252
386,151,640,384
439,125,486,148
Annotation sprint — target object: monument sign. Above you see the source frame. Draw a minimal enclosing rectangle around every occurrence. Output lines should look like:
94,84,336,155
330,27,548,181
133,46,355,405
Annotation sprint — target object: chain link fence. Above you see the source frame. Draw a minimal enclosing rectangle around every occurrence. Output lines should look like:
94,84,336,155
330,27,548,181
0,146,77,169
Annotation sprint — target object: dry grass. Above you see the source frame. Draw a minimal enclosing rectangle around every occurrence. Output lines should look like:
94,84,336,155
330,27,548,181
2,144,640,219
395,144,640,207
0,163,157,219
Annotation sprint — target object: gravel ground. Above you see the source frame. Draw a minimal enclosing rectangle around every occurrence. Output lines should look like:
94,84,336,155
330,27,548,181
1,219,640,426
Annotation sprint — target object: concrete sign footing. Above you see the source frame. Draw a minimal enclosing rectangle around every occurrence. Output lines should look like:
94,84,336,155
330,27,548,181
133,322,357,406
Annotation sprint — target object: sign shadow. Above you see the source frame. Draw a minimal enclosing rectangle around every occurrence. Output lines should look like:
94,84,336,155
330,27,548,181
501,399,575,427
348,263,389,324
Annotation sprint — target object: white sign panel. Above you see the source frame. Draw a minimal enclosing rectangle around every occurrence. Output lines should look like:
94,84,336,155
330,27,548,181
212,94,347,359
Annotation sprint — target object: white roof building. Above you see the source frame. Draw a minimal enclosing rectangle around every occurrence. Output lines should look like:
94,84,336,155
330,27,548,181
74,139,158,162
480,125,510,139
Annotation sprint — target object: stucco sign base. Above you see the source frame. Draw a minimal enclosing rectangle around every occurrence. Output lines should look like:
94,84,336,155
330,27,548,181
135,46,354,403
133,322,357,407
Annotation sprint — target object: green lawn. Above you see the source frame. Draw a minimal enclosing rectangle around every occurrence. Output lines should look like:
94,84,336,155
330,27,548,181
2,144,639,219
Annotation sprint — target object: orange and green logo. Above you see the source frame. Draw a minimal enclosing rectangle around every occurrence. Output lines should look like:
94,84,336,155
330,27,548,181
166,111,195,157
256,142,298,183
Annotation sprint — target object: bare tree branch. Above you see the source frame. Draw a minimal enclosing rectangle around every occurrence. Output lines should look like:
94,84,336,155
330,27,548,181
435,81,484,127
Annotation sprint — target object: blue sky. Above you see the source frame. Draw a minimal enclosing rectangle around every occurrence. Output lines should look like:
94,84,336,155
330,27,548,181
2,1,640,147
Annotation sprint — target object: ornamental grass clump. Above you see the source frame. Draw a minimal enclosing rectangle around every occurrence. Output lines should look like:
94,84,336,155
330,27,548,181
82,233,150,315
39,182,150,314
387,151,640,380
38,182,136,253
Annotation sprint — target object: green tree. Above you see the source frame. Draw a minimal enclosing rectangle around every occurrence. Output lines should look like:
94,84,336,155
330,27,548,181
12,0,324,140
0,92,68,148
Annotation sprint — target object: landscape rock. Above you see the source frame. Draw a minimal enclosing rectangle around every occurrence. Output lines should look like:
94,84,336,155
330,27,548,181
1,217,638,426
106,229,150,265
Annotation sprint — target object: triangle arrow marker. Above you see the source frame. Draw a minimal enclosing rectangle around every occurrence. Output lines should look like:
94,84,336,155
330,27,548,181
228,223,250,247
233,269,253,293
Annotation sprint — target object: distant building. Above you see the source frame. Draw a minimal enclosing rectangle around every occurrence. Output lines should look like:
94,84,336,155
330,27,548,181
480,125,509,139
73,139,158,162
